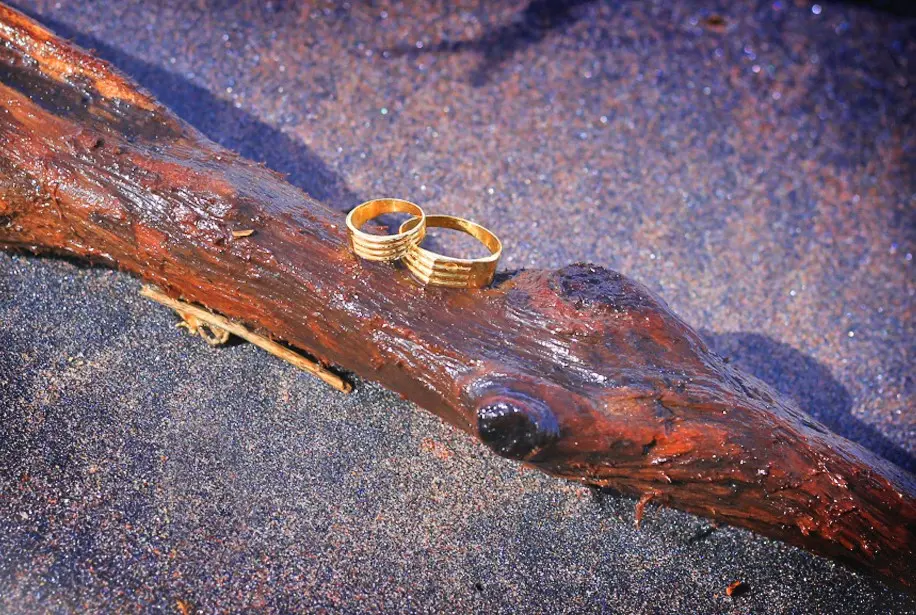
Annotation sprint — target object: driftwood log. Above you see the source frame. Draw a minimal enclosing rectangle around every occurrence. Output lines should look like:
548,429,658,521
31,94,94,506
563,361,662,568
0,4,913,592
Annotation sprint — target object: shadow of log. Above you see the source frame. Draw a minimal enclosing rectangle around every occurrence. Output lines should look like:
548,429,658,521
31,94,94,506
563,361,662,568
703,331,914,474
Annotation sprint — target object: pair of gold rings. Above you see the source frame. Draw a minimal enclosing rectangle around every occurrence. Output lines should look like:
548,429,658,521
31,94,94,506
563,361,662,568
345,198,502,289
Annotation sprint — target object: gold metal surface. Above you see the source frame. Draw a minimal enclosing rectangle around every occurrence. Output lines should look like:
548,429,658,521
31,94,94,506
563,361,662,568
398,214,501,288
346,198,426,261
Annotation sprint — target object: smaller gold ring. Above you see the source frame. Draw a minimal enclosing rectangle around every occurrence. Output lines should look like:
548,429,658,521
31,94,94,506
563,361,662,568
346,198,426,261
398,214,502,288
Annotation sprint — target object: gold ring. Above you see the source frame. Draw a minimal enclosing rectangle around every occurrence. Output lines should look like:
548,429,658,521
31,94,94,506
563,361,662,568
346,198,426,261
398,214,502,288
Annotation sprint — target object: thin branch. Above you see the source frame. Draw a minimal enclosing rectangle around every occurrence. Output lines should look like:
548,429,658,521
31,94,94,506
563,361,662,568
140,285,351,393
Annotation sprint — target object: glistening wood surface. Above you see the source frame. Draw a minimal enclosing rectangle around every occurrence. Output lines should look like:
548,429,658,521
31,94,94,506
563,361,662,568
0,2,913,593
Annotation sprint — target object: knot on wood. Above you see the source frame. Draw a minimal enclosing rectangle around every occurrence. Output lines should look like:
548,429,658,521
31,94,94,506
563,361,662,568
548,263,659,314
477,395,560,461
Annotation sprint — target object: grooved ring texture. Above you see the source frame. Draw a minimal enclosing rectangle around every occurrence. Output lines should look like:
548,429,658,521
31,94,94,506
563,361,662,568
346,198,426,261
398,214,501,288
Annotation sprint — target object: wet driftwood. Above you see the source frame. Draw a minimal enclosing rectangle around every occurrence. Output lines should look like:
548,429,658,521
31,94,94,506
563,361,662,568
0,4,913,591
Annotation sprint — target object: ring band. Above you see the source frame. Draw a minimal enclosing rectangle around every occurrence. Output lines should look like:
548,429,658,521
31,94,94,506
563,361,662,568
398,214,502,288
346,198,426,261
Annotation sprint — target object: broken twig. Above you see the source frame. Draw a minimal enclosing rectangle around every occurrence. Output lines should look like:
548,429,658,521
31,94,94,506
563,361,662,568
140,285,351,393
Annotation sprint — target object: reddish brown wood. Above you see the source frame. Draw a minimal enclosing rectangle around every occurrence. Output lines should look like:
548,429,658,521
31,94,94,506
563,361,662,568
0,4,913,591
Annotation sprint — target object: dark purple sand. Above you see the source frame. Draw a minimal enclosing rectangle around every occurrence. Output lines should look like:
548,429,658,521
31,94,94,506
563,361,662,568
1,0,914,612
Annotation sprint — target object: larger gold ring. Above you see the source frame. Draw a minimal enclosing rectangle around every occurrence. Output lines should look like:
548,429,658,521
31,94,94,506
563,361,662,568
398,214,502,288
346,198,426,261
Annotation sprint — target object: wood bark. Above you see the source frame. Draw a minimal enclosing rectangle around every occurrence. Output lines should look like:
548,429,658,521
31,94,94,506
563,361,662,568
0,4,913,591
